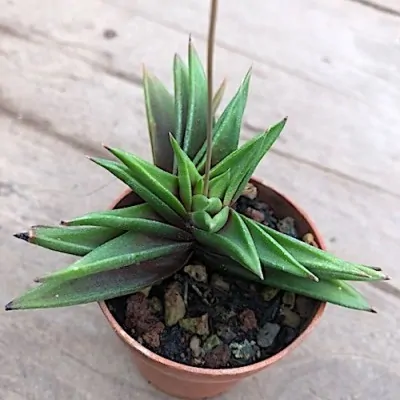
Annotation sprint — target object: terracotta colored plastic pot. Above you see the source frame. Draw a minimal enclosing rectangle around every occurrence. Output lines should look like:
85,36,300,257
99,177,326,399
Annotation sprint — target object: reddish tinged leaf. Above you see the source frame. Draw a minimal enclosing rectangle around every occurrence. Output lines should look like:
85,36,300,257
6,251,192,310
14,225,122,256
36,230,193,283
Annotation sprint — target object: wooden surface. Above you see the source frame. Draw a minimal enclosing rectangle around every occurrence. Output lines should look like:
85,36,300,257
1,0,399,399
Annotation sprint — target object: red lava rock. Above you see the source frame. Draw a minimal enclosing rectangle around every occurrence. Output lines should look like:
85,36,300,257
239,309,258,332
244,207,265,223
142,322,165,348
125,293,159,335
204,344,230,368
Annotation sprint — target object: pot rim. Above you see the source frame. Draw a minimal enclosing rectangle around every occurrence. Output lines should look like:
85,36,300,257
98,178,327,377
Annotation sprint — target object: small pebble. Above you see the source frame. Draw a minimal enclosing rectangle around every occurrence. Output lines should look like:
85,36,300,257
279,326,298,346
303,233,318,247
239,309,258,332
244,207,265,223
203,335,222,352
210,274,230,292
256,323,281,348
242,183,258,200
164,282,186,326
262,286,279,301
277,217,298,237
296,296,314,318
262,297,282,322
215,306,236,323
139,286,152,297
179,314,210,336
216,325,237,343
189,336,203,358
282,292,296,309
281,307,301,329
184,264,208,283
204,344,230,368
230,340,258,361
149,297,163,314
142,322,164,348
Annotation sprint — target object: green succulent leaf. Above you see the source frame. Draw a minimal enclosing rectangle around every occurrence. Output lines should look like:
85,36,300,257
260,224,387,281
193,209,263,279
14,225,122,256
205,197,223,215
63,204,192,242
244,218,318,281
225,118,287,204
191,195,223,215
212,78,226,116
89,157,184,226
104,146,186,219
143,67,175,172
37,230,193,284
173,54,189,149
193,178,204,196
183,39,208,159
208,169,231,199
169,134,202,210
198,250,374,312
6,251,192,310
191,194,210,212
208,132,266,203
195,69,252,170
190,205,229,233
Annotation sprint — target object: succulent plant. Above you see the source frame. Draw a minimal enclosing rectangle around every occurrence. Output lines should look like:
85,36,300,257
5,3,388,314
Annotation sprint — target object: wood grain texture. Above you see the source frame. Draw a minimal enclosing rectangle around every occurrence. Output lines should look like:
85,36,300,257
108,0,400,197
346,0,400,16
1,0,399,399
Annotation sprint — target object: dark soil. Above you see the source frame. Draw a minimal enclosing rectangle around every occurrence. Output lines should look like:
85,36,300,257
106,186,319,369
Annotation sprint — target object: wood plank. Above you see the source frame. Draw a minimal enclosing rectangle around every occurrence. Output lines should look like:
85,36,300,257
98,0,400,196
1,1,399,399
1,110,399,399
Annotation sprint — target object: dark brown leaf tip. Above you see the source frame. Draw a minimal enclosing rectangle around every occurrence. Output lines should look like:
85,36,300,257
13,232,29,242
4,301,14,311
364,265,382,271
369,308,378,314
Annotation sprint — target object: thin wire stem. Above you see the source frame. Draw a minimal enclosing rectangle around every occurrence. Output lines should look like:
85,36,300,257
203,0,218,196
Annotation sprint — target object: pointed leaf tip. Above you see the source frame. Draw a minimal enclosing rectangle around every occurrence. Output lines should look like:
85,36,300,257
14,232,29,242
5,301,13,311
